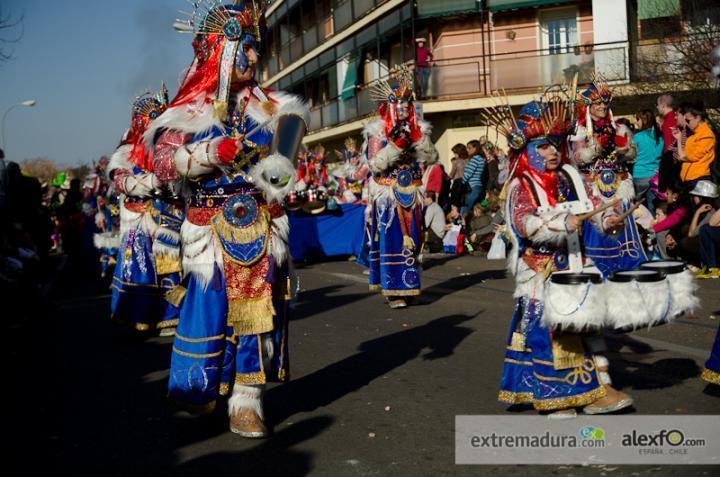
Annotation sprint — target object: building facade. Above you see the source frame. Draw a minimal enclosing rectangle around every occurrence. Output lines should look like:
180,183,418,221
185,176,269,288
259,0,719,167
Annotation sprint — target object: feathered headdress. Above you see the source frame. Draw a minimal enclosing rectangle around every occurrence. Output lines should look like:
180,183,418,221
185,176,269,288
127,83,170,170
483,79,577,198
370,64,422,147
171,1,269,118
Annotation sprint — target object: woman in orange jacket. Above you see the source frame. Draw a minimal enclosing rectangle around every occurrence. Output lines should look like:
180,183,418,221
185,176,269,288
673,103,716,185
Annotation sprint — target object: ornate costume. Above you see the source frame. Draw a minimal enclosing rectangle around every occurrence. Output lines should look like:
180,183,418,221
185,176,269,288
702,326,720,385
494,87,624,413
91,158,121,278
362,66,436,305
148,1,308,436
569,77,647,276
333,137,369,203
106,86,184,335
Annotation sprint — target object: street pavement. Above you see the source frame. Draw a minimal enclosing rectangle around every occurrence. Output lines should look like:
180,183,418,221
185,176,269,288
23,255,720,476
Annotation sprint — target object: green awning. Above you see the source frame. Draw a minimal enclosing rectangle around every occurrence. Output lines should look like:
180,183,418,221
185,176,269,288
340,57,359,100
638,0,680,20
488,0,574,12
417,0,480,19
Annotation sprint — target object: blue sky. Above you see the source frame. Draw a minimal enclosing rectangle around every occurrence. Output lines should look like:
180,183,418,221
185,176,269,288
0,0,195,166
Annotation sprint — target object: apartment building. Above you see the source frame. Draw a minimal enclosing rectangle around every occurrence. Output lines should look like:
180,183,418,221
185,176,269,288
259,0,719,167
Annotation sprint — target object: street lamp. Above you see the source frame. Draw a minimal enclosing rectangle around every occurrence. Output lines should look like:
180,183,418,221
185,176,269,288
1,99,37,150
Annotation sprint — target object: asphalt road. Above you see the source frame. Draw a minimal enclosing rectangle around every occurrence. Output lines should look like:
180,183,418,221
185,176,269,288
17,255,720,476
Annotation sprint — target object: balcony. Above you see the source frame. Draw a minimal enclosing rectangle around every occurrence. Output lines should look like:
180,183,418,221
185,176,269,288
305,42,633,135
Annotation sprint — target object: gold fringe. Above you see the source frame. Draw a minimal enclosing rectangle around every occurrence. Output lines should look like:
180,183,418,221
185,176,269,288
402,235,416,251
157,319,179,329
701,368,720,385
228,297,275,336
509,332,526,352
533,386,606,411
235,371,267,385
498,390,534,404
155,254,181,275
164,285,187,307
219,382,231,396
381,289,421,297
369,284,382,292
212,208,270,245
551,334,586,370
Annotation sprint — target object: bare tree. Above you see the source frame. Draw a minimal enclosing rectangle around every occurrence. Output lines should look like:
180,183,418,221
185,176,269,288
20,158,59,182
0,6,24,63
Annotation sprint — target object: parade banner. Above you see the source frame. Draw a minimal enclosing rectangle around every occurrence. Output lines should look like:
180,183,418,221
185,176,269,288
456,416,720,465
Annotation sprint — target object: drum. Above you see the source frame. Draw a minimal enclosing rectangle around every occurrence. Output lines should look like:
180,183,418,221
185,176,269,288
542,272,606,331
606,270,671,330
639,260,699,319
285,191,303,211
303,188,327,215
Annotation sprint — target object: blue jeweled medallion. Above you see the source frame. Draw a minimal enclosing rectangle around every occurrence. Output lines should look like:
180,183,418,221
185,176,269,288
223,18,243,41
223,194,258,228
397,169,413,188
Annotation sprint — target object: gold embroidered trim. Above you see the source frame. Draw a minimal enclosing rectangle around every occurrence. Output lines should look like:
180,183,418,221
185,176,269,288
509,332,526,351
174,333,225,343
533,386,606,411
228,297,275,336
164,285,187,307
701,368,720,385
155,254,182,275
172,347,223,359
498,390,534,404
157,319,179,329
504,358,533,366
219,382,231,396
381,289,421,297
235,371,267,385
213,207,270,245
551,334,586,370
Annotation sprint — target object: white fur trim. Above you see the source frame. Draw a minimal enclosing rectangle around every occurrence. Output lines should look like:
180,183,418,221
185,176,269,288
174,138,224,179
153,241,180,260
119,200,143,237
614,179,636,202
665,269,700,319
228,384,264,420
94,232,120,249
250,153,296,204
270,215,289,267
369,141,402,174
593,354,609,369
542,276,607,331
144,98,221,148
523,208,569,246
266,91,310,130
180,219,222,289
94,211,106,229
414,133,438,164
598,370,612,385
123,172,159,198
605,278,674,330
107,144,134,179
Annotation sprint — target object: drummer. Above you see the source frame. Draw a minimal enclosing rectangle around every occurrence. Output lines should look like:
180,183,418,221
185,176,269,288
493,89,633,417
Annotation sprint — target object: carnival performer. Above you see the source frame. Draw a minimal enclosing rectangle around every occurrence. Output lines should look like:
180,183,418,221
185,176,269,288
569,76,646,275
146,1,308,438
702,326,720,386
107,85,184,336
568,76,648,403
362,65,436,309
494,87,633,417
91,157,121,279
334,137,369,203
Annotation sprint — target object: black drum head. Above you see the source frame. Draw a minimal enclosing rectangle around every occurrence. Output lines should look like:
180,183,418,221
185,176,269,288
609,270,663,283
549,272,603,285
638,260,686,276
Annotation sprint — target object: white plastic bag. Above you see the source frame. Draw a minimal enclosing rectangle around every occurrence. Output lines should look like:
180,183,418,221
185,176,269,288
487,232,506,260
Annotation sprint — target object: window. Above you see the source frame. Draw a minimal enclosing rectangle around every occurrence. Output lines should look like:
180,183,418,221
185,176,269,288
539,8,578,55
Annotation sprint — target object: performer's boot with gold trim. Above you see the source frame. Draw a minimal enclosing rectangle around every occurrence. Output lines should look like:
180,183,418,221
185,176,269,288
584,355,633,414
229,384,269,438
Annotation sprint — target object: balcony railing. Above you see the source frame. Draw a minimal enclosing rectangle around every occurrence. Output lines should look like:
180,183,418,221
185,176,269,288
305,42,634,134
